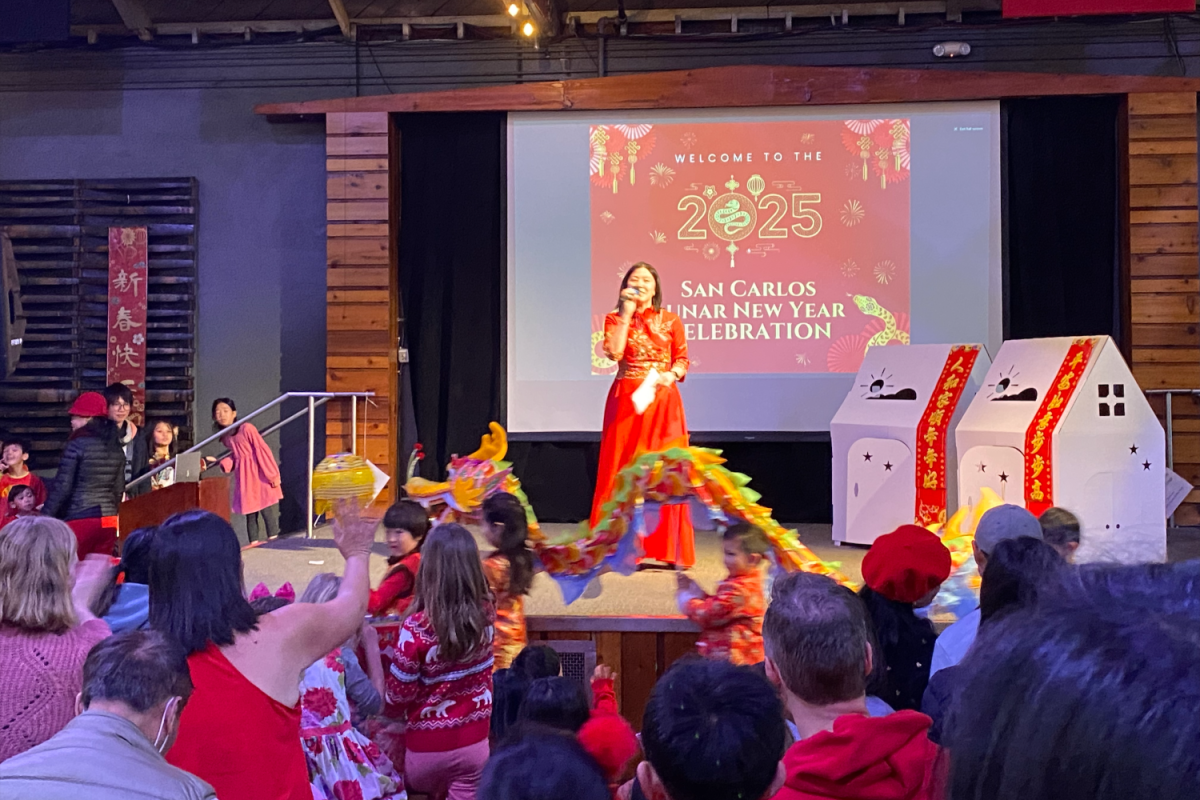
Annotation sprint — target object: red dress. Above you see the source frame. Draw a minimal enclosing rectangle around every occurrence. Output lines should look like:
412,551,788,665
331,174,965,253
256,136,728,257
168,644,311,800
590,307,695,567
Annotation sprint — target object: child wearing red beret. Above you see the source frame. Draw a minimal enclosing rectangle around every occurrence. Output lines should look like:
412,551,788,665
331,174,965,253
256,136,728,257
858,525,952,712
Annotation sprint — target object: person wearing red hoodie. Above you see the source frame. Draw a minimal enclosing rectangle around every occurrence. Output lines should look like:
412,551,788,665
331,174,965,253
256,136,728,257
763,572,940,800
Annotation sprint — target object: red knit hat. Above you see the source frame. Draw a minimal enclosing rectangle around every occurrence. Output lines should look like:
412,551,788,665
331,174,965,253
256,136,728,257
577,713,640,781
862,524,952,604
68,391,108,418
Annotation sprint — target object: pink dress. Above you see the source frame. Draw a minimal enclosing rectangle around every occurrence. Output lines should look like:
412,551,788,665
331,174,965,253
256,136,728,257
219,422,284,515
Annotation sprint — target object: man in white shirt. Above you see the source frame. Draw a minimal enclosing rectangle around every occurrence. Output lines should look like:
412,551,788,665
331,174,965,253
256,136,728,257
929,504,1043,677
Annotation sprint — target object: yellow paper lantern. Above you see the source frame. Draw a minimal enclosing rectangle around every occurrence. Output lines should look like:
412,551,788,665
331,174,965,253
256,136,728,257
312,453,375,516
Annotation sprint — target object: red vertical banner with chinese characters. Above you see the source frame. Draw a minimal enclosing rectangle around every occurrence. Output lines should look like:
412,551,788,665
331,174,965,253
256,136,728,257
914,345,981,526
1023,337,1097,517
107,227,148,426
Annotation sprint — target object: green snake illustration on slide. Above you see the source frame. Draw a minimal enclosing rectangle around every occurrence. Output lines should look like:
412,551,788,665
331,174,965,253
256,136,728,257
853,294,909,349
713,198,752,236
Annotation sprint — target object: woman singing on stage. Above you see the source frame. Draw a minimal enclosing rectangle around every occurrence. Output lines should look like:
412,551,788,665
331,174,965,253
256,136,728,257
590,262,695,567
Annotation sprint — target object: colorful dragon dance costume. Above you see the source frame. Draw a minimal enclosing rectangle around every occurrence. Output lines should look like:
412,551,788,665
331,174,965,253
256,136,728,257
404,422,990,612
404,423,855,603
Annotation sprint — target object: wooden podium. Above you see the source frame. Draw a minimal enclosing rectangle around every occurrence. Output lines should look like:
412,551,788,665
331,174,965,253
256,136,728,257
119,477,232,534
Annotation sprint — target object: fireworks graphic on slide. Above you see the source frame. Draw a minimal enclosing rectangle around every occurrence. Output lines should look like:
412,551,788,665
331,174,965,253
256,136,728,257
841,200,865,227
650,230,667,244
615,124,653,138
841,259,859,277
599,211,615,225
702,242,722,261
844,119,885,135
874,260,896,285
649,163,675,187
680,132,698,150
795,353,810,365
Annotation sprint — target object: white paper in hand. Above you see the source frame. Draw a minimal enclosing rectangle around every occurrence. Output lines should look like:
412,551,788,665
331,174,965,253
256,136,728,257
632,368,660,415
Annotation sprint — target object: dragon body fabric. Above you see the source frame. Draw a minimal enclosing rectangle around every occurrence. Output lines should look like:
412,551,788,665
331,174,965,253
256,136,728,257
404,423,853,603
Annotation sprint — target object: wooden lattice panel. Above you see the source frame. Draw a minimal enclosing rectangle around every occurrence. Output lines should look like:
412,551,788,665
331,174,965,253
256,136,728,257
0,179,197,471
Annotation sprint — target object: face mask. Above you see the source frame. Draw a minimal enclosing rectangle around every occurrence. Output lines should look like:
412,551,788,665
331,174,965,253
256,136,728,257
152,697,181,755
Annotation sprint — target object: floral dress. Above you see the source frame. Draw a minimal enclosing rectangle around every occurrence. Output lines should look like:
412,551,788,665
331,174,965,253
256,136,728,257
300,649,406,800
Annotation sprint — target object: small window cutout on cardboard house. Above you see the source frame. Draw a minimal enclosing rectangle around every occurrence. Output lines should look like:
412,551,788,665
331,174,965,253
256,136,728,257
1099,384,1110,398
1099,403,1110,417
1115,403,1125,417
1114,384,1125,398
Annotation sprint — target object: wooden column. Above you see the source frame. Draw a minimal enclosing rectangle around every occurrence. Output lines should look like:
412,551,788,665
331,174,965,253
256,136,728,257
1126,92,1200,522
326,112,398,498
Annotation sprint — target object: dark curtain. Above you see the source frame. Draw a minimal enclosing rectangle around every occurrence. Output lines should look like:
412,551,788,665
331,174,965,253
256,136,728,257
1004,97,1122,342
397,112,506,480
503,438,834,524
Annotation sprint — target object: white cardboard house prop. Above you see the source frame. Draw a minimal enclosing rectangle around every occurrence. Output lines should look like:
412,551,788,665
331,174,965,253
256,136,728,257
832,344,989,546
955,335,1166,563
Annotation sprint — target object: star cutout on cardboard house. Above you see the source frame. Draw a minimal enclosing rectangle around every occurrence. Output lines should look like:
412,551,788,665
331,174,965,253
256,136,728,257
999,471,1009,482
863,452,872,462
1130,444,1138,455
976,462,987,473
1143,460,1151,470
884,462,893,471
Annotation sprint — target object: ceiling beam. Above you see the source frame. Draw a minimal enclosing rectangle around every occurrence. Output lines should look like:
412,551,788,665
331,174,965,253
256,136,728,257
327,0,353,38
110,0,154,40
255,64,1200,119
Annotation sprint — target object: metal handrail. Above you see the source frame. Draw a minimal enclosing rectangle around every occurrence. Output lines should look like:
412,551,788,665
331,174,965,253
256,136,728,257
125,391,377,537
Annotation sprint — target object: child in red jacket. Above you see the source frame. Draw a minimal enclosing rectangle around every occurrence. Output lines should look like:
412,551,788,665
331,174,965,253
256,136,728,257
675,522,769,666
369,500,429,617
0,439,46,518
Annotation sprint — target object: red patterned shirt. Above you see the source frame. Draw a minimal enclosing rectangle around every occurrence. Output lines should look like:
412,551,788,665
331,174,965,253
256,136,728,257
385,609,494,752
604,308,689,382
482,553,527,670
681,570,766,666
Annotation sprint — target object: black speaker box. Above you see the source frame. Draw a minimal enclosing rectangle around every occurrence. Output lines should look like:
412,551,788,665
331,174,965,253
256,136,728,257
0,234,27,379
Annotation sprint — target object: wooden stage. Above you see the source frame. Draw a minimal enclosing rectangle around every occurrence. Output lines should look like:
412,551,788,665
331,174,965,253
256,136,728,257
242,521,865,726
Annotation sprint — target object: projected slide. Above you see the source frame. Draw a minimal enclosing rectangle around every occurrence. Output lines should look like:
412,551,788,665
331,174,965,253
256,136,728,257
508,103,1001,433
587,120,910,376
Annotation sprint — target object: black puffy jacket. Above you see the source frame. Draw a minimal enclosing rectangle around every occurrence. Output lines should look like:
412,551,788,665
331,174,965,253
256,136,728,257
43,421,127,520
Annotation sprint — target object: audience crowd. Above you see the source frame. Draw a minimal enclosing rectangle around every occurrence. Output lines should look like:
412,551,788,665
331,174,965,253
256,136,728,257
0,388,1197,800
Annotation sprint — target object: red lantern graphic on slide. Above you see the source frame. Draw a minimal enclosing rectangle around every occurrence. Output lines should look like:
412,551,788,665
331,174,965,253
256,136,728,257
589,119,911,375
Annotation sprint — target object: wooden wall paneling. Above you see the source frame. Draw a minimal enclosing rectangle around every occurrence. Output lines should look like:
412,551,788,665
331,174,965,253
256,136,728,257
661,632,699,671
0,179,197,471
326,112,397,495
620,632,659,732
1124,92,1200,522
